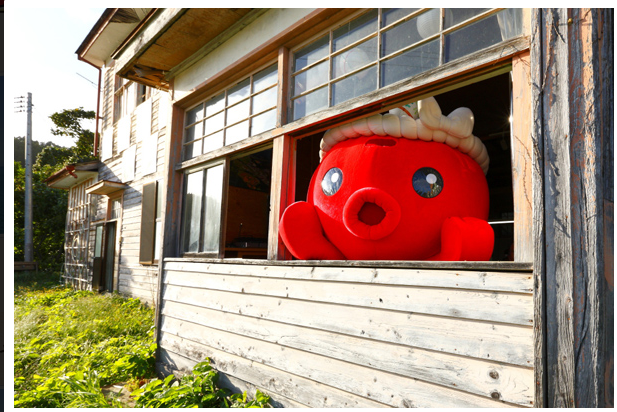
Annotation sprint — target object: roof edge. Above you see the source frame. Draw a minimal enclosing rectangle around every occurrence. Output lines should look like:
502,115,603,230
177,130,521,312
75,8,118,66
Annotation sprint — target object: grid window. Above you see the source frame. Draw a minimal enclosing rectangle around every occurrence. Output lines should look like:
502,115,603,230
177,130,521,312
291,8,522,120
182,64,278,161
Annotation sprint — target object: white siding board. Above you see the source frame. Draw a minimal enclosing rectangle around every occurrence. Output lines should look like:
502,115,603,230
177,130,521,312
164,261,533,293
159,321,517,408
164,270,533,325
162,283,533,366
162,300,534,405
158,339,386,408
159,259,533,407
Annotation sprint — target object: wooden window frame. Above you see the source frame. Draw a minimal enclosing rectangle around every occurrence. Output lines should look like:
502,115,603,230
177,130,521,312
106,192,123,221
172,9,533,263
181,62,279,162
179,158,229,259
289,8,523,121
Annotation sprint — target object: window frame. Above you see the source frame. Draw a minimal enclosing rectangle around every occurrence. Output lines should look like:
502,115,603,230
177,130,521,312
172,8,532,263
289,8,522,121
180,158,229,259
181,63,279,162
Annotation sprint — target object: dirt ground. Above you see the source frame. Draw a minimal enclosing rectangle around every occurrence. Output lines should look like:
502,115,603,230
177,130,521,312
101,383,136,407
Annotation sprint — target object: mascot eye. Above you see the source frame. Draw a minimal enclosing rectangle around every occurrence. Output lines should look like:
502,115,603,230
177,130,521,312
412,167,443,198
321,167,343,196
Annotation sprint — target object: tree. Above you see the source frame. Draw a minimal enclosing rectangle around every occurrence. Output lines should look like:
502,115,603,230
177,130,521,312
13,137,56,168
48,108,96,164
14,107,97,272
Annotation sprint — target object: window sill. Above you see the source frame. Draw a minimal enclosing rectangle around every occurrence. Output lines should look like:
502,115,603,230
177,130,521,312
166,256,532,272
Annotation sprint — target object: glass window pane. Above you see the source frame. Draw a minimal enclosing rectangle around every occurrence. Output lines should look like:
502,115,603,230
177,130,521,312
293,87,328,120
94,226,103,258
381,9,439,57
381,38,440,87
332,65,377,106
154,221,162,260
251,109,276,136
205,92,225,117
186,104,203,125
253,65,278,93
294,35,329,72
333,9,378,52
203,131,224,154
184,122,202,144
225,120,250,145
205,112,224,135
381,8,419,27
226,99,250,125
414,9,441,40
182,171,203,253
333,37,377,79
202,164,224,253
444,8,490,29
444,9,522,62
293,61,328,96
183,139,202,161
228,79,250,105
252,86,277,114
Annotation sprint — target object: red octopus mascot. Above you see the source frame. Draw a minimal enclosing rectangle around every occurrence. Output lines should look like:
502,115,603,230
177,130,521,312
280,97,494,261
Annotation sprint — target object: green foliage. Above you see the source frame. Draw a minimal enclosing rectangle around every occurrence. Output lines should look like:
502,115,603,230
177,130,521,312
14,286,156,408
48,107,97,165
14,107,97,272
14,161,69,272
14,136,57,168
132,360,271,408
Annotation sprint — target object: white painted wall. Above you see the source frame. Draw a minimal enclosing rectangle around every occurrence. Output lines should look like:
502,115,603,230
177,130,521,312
173,8,315,101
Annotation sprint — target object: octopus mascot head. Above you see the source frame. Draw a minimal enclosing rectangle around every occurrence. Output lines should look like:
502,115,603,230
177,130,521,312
280,97,494,261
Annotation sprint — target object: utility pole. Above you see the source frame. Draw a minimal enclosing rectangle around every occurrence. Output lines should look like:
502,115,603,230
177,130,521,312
24,93,34,262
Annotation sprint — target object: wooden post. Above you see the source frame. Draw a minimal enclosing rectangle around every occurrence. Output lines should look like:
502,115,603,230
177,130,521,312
511,51,533,263
532,8,613,408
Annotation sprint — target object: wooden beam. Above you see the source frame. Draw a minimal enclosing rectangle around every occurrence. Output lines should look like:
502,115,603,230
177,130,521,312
530,9,546,408
534,8,614,408
567,8,613,408
165,9,270,81
113,8,187,80
511,51,533,263
155,86,185,356
267,135,294,260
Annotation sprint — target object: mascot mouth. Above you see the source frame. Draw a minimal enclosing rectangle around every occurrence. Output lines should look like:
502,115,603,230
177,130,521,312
343,188,401,240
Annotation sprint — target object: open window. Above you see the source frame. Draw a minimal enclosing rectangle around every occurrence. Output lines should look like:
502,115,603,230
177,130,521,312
180,146,273,260
292,72,519,261
174,8,531,263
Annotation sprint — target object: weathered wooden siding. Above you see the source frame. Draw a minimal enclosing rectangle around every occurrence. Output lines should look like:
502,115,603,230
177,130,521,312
94,77,171,304
532,8,614,408
157,260,534,407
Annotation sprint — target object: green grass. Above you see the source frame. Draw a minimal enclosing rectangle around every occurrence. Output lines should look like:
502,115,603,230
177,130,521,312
14,275,272,408
14,283,157,408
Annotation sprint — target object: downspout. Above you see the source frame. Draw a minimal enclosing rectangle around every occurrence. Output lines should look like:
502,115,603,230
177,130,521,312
77,56,102,158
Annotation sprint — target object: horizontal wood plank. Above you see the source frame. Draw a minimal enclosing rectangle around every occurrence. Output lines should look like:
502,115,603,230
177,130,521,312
159,325,518,408
165,257,533,272
157,338,388,408
165,261,533,293
162,283,533,366
164,269,532,325
162,300,534,405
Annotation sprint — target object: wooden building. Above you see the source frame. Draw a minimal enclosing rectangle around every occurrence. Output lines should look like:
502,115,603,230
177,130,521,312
54,8,612,407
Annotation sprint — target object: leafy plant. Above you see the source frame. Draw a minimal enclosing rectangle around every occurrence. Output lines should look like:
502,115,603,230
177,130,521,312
14,286,156,408
132,359,271,408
